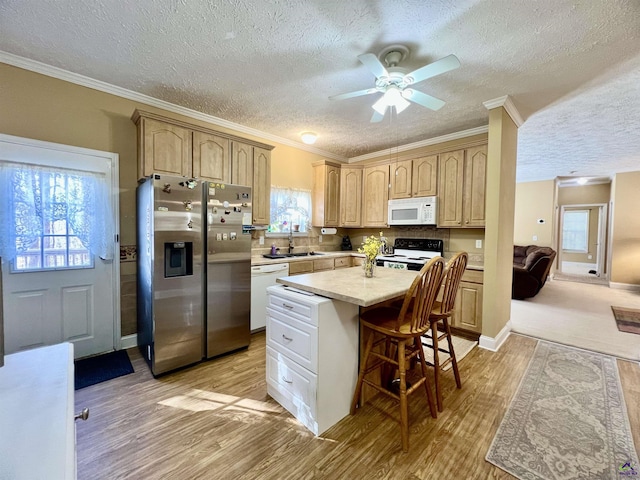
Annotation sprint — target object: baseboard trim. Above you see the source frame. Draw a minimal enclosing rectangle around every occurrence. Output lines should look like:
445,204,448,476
479,321,512,352
120,334,138,350
609,282,640,292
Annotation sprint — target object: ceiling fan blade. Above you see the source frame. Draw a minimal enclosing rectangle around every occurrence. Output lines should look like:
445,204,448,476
357,53,389,79
403,54,461,85
329,88,378,101
402,89,446,111
370,110,385,123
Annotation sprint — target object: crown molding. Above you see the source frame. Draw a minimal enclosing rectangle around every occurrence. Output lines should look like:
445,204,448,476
483,95,524,127
347,125,489,163
0,50,347,161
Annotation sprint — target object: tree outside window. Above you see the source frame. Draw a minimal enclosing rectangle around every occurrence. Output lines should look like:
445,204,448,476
269,187,311,233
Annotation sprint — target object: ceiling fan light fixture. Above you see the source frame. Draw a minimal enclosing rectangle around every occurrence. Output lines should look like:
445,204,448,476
372,96,389,115
383,86,411,113
300,132,318,145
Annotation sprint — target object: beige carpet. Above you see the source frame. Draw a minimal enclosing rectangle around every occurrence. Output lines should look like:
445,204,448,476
421,331,477,371
511,279,640,361
487,341,639,479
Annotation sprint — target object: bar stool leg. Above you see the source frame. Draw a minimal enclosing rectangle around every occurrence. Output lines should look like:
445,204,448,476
443,317,461,389
351,329,375,414
416,336,437,418
397,340,409,452
431,320,443,412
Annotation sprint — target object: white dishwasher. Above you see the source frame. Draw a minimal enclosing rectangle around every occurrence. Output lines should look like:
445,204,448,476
251,263,289,331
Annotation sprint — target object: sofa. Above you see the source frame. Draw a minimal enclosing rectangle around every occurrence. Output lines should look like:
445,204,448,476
512,245,557,299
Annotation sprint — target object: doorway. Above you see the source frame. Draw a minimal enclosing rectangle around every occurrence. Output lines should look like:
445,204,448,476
0,134,120,358
558,204,607,281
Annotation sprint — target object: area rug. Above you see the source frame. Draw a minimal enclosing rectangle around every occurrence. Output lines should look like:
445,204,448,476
421,331,477,371
74,350,134,390
611,306,640,335
486,341,639,479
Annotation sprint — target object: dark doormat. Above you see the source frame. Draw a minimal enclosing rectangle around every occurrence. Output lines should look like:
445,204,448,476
611,306,640,335
74,349,134,390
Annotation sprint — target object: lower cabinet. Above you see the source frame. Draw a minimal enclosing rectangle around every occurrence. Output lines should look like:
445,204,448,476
287,256,352,275
451,269,483,334
265,285,359,435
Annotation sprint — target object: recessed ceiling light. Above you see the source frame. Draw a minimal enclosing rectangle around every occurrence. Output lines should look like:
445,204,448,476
300,132,317,145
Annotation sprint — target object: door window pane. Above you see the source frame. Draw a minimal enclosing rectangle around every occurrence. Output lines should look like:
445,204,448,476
562,210,589,252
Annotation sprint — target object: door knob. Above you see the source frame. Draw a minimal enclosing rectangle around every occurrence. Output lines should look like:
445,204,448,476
75,408,90,421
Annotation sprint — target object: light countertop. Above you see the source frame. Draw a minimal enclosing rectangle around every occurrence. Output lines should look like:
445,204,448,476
276,266,420,307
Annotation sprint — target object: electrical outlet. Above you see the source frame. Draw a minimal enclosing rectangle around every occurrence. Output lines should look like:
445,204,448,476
532,235,538,241
363,236,368,244
259,235,264,245
319,235,323,243
475,239,482,249
588,254,593,260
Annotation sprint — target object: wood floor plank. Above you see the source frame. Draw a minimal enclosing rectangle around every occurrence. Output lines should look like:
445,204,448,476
75,332,640,479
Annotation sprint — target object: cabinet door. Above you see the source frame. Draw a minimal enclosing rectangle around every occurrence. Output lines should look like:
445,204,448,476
412,155,438,197
253,147,271,225
312,163,340,227
339,167,362,227
463,145,487,227
362,165,389,227
389,160,412,199
192,132,230,183
437,150,464,227
452,281,483,333
231,141,253,187
140,118,191,178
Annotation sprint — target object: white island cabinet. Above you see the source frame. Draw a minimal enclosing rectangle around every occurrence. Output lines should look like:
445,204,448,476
0,343,76,479
266,285,359,435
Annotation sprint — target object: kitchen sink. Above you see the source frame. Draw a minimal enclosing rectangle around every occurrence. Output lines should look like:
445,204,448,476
262,252,324,259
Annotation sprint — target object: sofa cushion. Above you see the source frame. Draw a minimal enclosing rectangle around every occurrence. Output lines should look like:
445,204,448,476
524,247,555,270
514,245,530,258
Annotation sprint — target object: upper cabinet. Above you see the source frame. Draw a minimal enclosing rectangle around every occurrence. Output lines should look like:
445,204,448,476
193,132,230,183
137,117,192,178
132,110,274,225
437,144,487,228
253,147,271,225
389,155,437,199
362,164,389,227
340,166,363,227
312,161,341,227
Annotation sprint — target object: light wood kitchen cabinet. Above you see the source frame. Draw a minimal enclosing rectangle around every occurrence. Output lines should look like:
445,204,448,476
312,161,341,227
339,166,363,227
136,117,192,178
231,141,253,187
312,258,334,272
437,145,487,228
253,147,271,225
451,269,483,334
192,131,230,182
334,257,351,269
389,155,437,199
288,260,314,275
362,164,389,227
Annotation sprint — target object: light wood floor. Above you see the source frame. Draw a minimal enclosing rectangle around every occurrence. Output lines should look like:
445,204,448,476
75,333,640,479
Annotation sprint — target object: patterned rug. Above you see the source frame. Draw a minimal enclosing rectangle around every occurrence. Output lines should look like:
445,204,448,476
486,341,639,479
611,306,640,335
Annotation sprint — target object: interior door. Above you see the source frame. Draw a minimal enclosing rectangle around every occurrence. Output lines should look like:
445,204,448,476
0,134,120,358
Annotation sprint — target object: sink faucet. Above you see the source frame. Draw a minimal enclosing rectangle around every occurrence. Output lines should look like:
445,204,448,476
288,220,295,254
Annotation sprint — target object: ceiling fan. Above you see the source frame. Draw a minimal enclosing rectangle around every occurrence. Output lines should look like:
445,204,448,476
330,45,460,123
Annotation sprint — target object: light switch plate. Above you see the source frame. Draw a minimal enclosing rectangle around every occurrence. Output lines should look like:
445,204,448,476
259,235,264,245
532,235,538,241
319,235,323,243
475,239,482,248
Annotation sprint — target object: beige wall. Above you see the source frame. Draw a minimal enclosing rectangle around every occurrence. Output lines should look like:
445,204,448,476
514,180,555,247
610,171,640,285
557,182,611,205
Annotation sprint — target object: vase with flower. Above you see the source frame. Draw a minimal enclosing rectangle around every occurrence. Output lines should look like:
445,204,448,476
358,232,384,278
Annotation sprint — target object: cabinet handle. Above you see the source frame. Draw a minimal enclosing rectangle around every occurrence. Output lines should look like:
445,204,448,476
75,408,90,421
282,377,293,384
282,334,293,342
465,220,469,224
282,303,293,309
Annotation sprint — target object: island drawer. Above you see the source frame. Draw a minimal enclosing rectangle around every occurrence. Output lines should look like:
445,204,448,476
266,346,316,422
268,292,314,322
334,257,351,269
266,308,318,372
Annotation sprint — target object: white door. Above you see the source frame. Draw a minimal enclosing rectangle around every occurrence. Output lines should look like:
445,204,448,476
0,134,120,358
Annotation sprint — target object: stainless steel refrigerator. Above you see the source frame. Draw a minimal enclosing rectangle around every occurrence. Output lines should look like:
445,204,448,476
203,182,252,358
137,174,204,376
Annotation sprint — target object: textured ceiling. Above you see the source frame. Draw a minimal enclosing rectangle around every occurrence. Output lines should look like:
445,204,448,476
0,0,639,182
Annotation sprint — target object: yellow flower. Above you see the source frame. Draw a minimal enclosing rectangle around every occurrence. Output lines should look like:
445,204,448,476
358,232,384,261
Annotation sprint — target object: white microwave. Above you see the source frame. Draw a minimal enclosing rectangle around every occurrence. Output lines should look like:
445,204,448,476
388,196,437,226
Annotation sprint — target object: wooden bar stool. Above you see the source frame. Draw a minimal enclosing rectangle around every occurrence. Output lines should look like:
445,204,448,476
423,251,468,412
350,257,445,452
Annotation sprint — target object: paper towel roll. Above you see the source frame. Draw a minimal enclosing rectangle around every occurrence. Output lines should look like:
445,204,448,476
320,227,337,235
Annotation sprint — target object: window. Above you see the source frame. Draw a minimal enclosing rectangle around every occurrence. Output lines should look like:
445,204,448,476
269,187,312,233
562,210,589,252
0,162,114,271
